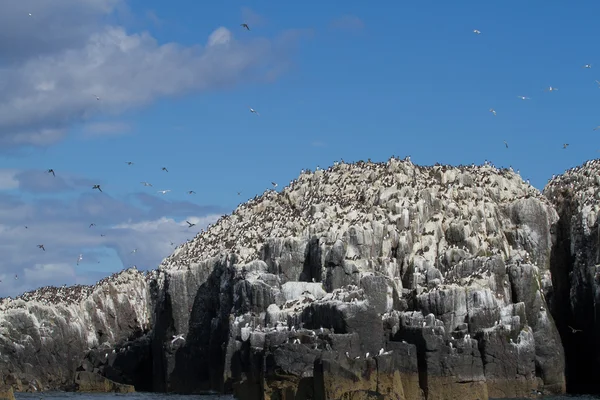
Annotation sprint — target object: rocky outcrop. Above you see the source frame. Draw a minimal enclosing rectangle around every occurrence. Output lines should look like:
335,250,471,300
544,159,600,394
0,269,151,391
71,371,135,393
2,157,592,399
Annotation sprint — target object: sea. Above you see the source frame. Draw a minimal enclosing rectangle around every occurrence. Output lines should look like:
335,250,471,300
11,393,600,400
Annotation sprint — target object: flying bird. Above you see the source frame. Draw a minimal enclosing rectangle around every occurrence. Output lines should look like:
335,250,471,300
125,161,134,166
77,254,83,265
249,108,260,116
545,86,558,92
517,96,530,100
568,326,582,333
37,244,45,251
563,143,569,149
131,249,137,254
157,189,171,194
92,184,102,192
504,140,508,149
473,29,481,34
583,64,592,68
489,108,496,116
89,223,96,228
94,95,101,100
161,167,168,172
241,23,250,30
47,169,55,177
28,13,32,16
186,221,196,228
187,190,196,194
271,182,278,188
141,182,153,187
237,191,241,196
593,126,600,131
172,334,185,344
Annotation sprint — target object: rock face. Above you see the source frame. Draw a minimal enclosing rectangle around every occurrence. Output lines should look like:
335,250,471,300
3,156,596,399
0,269,150,391
543,159,600,394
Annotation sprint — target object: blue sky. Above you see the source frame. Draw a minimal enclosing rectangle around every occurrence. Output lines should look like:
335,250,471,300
0,0,598,296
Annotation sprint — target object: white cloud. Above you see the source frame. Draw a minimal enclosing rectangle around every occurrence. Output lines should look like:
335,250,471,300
0,179,226,297
0,1,308,149
0,169,19,190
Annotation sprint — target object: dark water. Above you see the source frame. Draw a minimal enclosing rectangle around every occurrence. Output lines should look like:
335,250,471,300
15,394,234,399
12,393,600,400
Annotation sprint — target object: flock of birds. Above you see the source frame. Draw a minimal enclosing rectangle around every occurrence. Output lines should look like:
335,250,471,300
472,27,600,149
0,19,272,290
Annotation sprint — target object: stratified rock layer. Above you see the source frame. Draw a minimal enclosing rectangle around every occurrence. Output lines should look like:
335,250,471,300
544,159,600,394
0,157,580,399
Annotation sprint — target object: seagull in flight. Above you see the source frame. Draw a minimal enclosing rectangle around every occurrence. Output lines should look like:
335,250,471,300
47,169,55,177
249,107,260,116
28,13,32,16
141,182,153,187
186,221,196,228
125,161,134,166
517,96,530,100
568,325,582,333
161,167,169,172
37,244,45,251
563,143,569,149
237,191,241,196
545,86,558,92
271,182,278,188
473,29,481,34
89,223,96,228
489,108,496,116
187,190,196,194
77,254,83,265
241,23,250,30
583,64,592,69
172,334,185,344
157,189,171,194
94,95,101,100
504,140,508,149
92,184,102,192
131,249,137,254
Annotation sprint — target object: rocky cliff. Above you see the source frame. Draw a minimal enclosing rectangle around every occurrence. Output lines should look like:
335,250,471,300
2,157,597,399
543,159,600,394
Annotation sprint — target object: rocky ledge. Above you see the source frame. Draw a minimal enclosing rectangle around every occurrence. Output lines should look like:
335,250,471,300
0,157,598,399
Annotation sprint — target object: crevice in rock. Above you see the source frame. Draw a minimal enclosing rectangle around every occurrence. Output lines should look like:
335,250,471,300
548,201,597,394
